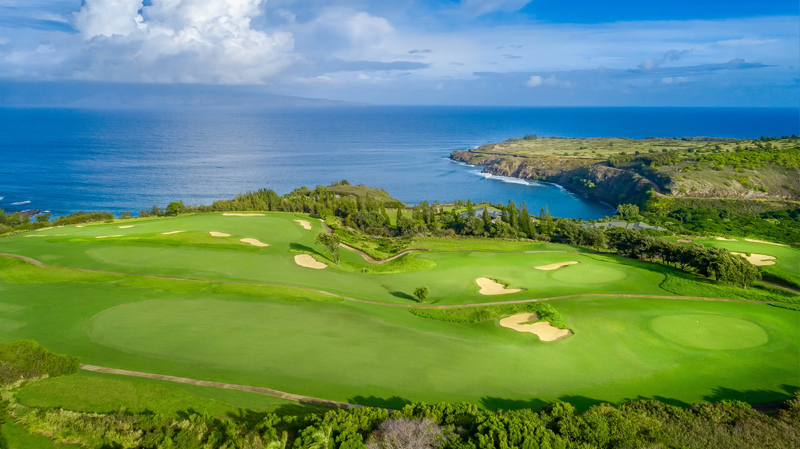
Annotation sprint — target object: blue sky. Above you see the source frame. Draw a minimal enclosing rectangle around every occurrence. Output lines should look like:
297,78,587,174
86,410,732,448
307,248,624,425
0,0,797,106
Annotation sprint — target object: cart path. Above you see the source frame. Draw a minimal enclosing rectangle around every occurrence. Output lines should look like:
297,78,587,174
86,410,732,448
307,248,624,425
0,253,777,309
80,364,363,409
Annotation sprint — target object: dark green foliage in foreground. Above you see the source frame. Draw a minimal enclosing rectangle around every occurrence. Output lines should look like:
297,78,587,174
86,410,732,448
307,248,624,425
6,393,800,448
0,340,80,386
411,303,564,328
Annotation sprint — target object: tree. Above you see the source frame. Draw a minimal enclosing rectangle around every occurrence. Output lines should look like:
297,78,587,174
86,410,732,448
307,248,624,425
482,208,492,233
617,204,640,218
314,232,342,265
35,214,50,224
413,286,429,302
462,216,485,236
166,201,183,216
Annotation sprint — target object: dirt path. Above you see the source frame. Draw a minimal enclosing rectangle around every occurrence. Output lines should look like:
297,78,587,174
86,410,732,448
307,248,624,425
80,364,362,409
0,253,775,308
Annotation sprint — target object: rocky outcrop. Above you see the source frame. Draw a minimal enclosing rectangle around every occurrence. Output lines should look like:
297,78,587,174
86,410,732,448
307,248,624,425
451,150,657,206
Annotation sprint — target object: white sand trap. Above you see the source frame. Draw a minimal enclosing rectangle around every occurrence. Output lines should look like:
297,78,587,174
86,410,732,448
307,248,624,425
96,235,123,239
223,213,265,217
241,238,269,247
732,252,777,266
36,227,54,231
24,235,47,238
209,232,231,237
295,254,327,269
535,261,580,271
476,278,524,295
745,239,789,247
716,237,738,242
500,313,572,342
294,219,312,230
677,239,693,244
119,225,134,229
76,225,84,228
162,230,185,235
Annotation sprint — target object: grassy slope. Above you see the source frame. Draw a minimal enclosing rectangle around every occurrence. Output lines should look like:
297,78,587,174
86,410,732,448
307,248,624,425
14,370,327,417
1,420,80,449
4,213,787,306
0,213,797,410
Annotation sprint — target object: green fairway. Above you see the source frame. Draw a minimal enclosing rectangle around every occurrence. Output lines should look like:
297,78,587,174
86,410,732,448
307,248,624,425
0,212,798,411
689,237,800,288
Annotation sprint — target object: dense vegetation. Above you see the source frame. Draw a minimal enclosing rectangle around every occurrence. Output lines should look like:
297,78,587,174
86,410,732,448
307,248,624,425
3,380,799,448
0,340,80,386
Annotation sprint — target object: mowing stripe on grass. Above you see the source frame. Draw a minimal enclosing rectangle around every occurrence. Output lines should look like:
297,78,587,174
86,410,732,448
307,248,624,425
0,253,776,308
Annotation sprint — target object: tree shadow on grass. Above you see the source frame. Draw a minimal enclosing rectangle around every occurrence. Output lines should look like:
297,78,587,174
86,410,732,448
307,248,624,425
389,291,415,300
556,395,608,412
289,243,324,257
702,385,800,410
624,395,692,408
348,395,412,410
480,397,550,412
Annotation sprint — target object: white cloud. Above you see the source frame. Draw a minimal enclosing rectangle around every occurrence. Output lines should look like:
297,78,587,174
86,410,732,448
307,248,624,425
68,0,297,84
526,75,574,88
662,76,688,85
526,75,542,87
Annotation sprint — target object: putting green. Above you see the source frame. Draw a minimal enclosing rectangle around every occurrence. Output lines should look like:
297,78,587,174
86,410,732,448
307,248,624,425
548,263,627,284
1,212,799,410
649,314,769,350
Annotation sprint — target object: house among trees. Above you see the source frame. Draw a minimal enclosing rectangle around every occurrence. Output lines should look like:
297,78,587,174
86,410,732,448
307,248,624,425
460,207,503,220
582,220,667,232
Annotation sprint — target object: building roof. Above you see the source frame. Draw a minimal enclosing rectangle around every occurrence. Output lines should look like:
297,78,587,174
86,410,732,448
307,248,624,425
460,207,503,219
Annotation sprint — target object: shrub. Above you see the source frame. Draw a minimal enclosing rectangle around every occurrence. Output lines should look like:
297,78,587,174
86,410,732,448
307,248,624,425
0,340,80,386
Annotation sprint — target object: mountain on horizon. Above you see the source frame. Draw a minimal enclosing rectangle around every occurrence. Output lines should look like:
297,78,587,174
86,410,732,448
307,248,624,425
0,81,369,108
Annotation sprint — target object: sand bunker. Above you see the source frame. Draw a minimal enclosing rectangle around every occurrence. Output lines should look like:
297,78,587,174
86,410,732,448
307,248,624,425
500,313,572,342
240,238,269,247
36,227,54,231
535,261,580,271
677,239,693,244
745,239,789,247
295,254,327,269
76,225,84,228
476,278,524,295
24,235,47,238
732,252,777,266
162,230,185,235
96,235,123,239
294,219,312,230
119,225,134,229
716,237,738,242
209,232,231,237
223,213,265,217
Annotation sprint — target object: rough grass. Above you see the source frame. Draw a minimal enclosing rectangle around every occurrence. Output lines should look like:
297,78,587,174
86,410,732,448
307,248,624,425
0,340,80,386
13,370,319,418
410,302,565,328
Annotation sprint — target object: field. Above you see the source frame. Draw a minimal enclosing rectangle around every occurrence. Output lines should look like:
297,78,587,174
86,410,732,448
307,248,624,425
0,212,798,415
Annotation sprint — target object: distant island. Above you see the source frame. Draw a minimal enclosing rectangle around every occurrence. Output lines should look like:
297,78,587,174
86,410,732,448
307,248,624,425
451,135,800,210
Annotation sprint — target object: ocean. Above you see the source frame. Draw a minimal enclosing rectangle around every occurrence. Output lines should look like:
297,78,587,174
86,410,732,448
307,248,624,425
0,106,797,220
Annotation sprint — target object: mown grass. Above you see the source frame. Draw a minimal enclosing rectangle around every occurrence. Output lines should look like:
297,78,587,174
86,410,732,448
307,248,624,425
0,213,798,410
13,370,310,418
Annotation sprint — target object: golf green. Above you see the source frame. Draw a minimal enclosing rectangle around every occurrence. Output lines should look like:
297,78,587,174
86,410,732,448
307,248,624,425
649,314,769,350
0,212,798,410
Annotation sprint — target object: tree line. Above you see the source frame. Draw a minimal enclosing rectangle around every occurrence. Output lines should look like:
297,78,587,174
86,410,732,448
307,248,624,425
4,390,799,449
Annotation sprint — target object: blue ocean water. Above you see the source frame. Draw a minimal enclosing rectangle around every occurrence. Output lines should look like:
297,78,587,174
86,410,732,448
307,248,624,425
0,107,797,219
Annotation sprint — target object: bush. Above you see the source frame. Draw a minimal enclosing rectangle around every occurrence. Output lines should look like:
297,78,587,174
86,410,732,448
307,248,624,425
0,340,80,386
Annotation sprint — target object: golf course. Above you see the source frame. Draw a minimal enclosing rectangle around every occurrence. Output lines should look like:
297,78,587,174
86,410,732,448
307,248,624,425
0,211,797,413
